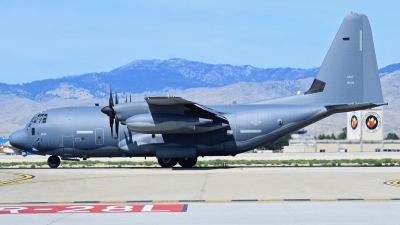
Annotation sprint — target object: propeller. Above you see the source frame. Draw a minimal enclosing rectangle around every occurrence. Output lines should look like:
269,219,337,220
126,93,132,103
101,86,120,138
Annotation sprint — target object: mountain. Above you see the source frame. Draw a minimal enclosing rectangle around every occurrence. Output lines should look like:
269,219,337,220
1,58,400,137
379,63,400,76
0,58,319,101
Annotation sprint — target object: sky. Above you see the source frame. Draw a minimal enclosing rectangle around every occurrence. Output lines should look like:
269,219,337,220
1,0,399,84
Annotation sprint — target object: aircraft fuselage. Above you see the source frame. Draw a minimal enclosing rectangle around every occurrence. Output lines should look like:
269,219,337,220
11,102,328,158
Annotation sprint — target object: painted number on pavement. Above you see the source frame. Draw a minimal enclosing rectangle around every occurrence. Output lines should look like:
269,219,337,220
0,204,187,214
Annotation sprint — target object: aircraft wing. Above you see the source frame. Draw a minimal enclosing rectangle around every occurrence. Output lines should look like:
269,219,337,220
145,96,195,105
145,97,228,121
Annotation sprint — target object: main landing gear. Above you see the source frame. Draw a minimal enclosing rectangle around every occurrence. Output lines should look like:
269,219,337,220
178,158,197,168
157,158,177,168
157,158,197,168
47,155,61,168
46,156,198,168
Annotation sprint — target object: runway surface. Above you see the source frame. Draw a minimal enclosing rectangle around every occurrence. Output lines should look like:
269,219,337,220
1,167,400,224
2,202,400,225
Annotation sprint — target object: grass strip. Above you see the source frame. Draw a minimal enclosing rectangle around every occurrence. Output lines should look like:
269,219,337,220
0,158,400,168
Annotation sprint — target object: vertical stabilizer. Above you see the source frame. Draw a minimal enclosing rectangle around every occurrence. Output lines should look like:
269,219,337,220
305,13,384,104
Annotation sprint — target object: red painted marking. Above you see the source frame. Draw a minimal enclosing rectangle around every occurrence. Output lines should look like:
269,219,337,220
0,204,186,214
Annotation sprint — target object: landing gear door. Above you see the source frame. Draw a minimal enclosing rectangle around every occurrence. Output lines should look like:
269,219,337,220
62,136,74,153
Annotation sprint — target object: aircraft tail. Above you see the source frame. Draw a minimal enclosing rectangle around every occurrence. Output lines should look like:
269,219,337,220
305,13,384,105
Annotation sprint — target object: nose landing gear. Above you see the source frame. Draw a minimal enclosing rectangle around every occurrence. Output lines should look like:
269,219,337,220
47,155,61,168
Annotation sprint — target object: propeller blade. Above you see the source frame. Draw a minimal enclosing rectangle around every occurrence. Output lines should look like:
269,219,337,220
108,111,114,137
115,117,119,138
125,94,127,103
130,93,132,102
109,86,114,107
115,91,119,105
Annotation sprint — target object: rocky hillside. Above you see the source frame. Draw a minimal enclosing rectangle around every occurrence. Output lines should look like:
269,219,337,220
0,58,319,101
1,59,399,137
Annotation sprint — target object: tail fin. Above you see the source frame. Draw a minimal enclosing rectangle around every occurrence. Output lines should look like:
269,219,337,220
305,13,384,105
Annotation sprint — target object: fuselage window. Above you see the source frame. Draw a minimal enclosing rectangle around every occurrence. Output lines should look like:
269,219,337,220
31,128,35,136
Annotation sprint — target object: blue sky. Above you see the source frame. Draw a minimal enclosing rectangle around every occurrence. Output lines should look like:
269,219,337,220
1,0,399,84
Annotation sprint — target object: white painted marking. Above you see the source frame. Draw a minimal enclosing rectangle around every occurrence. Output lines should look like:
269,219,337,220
141,205,169,212
34,208,52,211
359,30,363,51
240,130,262,133
0,207,27,214
141,205,154,212
77,131,93,134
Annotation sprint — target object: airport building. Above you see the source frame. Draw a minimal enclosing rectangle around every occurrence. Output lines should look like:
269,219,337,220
284,107,400,153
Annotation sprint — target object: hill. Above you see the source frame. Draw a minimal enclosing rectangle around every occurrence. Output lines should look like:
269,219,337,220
1,58,399,137
0,58,319,101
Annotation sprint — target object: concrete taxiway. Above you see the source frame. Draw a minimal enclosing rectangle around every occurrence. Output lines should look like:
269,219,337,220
1,167,400,202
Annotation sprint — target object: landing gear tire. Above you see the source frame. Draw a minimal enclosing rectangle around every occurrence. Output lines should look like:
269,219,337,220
47,155,61,168
158,158,177,168
178,158,197,168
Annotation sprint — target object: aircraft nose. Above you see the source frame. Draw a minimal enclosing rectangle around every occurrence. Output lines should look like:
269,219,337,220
9,130,29,151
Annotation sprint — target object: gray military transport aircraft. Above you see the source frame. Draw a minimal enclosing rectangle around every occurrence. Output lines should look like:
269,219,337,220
10,13,386,168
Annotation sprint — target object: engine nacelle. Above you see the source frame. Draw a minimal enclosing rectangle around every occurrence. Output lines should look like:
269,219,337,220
126,113,212,133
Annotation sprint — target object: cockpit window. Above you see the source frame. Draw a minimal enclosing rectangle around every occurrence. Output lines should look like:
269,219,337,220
30,114,48,124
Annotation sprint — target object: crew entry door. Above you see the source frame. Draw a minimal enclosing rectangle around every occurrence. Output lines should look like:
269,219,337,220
62,136,74,154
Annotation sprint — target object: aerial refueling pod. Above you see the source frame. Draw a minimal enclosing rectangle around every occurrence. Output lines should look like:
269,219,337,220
126,113,213,133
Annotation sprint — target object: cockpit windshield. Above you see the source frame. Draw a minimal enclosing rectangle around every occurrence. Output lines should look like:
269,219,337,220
30,114,48,124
